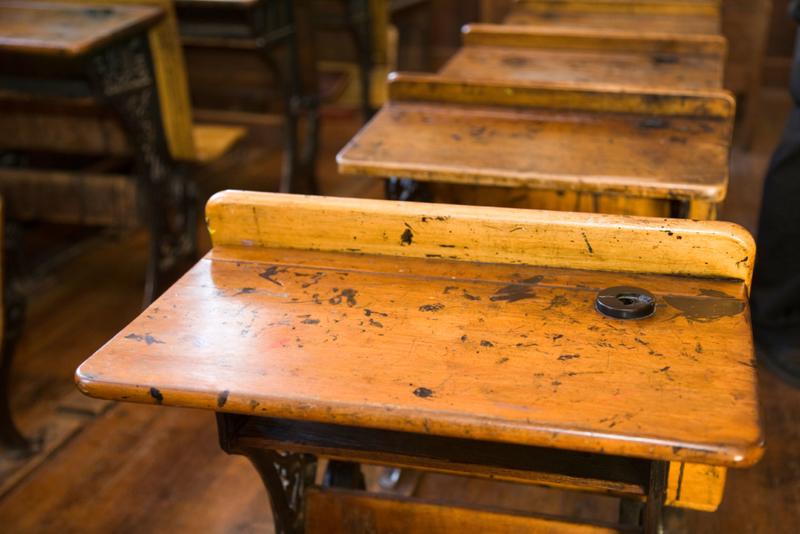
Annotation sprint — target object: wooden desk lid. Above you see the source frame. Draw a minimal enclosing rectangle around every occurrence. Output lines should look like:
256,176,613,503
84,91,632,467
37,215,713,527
338,74,734,202
441,25,726,90
0,1,166,57
76,192,762,467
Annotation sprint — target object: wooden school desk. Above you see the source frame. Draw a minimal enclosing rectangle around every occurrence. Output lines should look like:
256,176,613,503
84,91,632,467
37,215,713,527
76,191,762,533
174,0,320,194
0,1,170,452
0,0,246,306
441,24,727,91
501,0,722,36
337,74,735,220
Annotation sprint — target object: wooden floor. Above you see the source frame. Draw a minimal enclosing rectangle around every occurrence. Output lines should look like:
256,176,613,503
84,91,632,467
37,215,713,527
0,89,798,533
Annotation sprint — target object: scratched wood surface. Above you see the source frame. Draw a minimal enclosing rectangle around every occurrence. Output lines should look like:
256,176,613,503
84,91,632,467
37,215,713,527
203,193,755,288
337,74,734,206
76,193,761,467
0,1,165,57
503,1,721,35
439,24,726,90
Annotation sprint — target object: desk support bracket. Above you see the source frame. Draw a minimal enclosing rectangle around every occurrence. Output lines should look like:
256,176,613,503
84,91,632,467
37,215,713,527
217,413,317,534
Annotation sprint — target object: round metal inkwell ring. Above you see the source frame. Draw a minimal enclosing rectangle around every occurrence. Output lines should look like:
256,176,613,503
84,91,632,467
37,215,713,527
595,286,656,320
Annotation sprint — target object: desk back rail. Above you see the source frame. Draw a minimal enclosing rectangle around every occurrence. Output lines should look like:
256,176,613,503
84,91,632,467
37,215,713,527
461,23,727,57
206,191,754,289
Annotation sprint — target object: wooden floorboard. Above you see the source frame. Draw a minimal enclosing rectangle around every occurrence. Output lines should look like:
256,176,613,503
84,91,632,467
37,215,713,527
0,92,798,532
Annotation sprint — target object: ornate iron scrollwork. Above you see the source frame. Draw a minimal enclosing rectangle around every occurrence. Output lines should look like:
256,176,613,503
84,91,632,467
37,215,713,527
85,35,196,305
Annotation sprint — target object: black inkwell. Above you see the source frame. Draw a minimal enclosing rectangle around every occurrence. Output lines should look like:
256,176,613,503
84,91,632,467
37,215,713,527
595,286,656,320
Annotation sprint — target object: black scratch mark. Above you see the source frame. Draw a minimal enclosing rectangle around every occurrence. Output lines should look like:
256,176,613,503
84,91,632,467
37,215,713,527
462,290,481,301
419,303,444,312
218,390,229,407
480,340,494,347
364,309,388,317
635,338,649,346
581,232,594,253
497,357,509,364
369,318,383,328
558,354,580,361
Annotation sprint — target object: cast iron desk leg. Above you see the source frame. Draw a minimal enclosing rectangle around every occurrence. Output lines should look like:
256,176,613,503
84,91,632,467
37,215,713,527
0,279,26,450
86,35,196,307
217,413,317,534
253,0,319,195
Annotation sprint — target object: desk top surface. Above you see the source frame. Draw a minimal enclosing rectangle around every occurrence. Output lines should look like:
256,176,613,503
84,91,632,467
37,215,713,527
338,101,730,201
0,1,165,57
440,45,724,91
77,238,761,467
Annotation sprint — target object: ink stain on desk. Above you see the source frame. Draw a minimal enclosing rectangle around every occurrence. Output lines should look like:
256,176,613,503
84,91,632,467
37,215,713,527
401,227,414,246
664,295,745,322
149,387,163,405
329,289,358,307
413,387,434,398
259,266,285,287
490,275,543,302
420,303,444,312
218,390,229,407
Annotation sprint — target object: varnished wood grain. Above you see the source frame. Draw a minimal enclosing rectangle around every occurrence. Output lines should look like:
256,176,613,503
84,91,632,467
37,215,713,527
504,1,721,35
204,192,755,287
338,74,733,212
386,74,735,119
306,486,638,533
0,1,165,57
77,193,761,467
440,24,726,90
461,23,727,55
